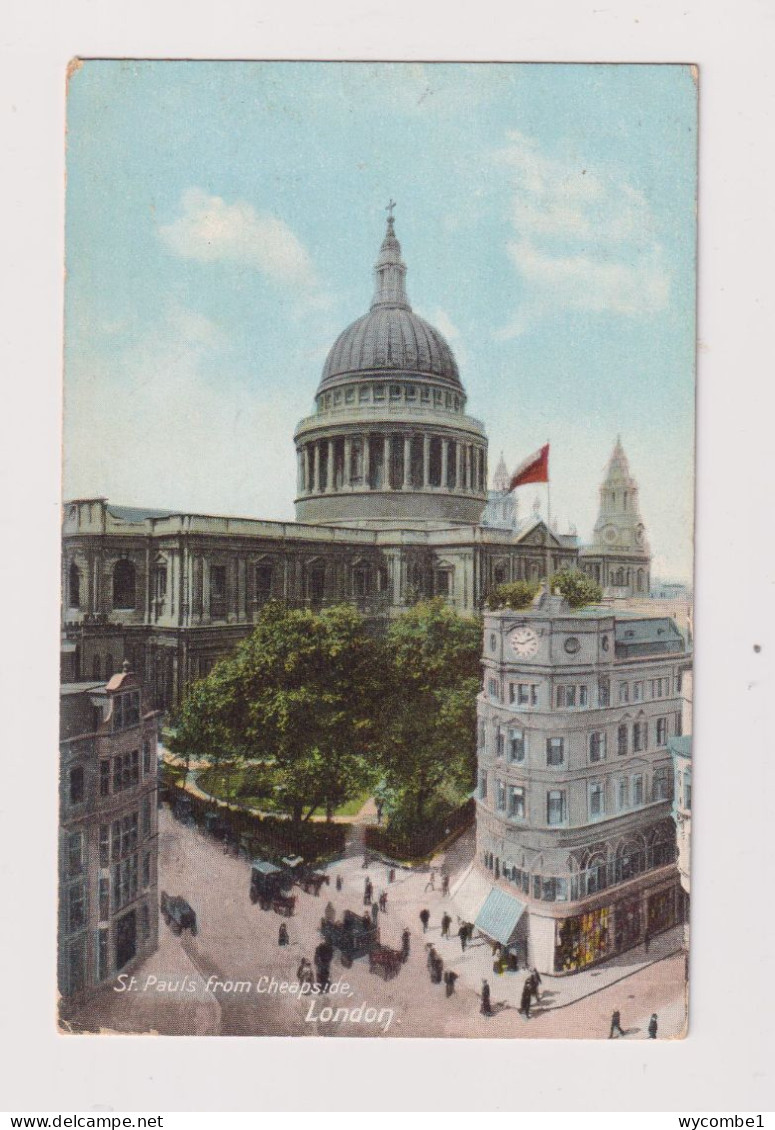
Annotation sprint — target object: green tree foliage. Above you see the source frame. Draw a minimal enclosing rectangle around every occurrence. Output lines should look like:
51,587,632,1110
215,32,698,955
172,602,380,824
484,580,540,610
550,569,603,608
376,599,482,826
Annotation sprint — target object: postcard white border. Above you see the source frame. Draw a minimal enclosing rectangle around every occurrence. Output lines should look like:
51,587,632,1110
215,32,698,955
2,0,774,1113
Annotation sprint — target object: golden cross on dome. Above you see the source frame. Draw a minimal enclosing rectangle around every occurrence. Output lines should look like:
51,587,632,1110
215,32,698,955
386,198,396,220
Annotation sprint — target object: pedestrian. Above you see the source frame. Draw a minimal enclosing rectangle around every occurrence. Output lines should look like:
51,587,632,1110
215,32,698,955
458,924,468,952
401,928,411,962
441,873,450,897
371,901,379,926
297,958,313,985
425,869,436,893
519,978,533,1018
324,900,336,923
648,1013,658,1039
420,908,430,933
379,891,388,913
335,874,342,892
444,969,458,997
426,944,438,974
376,800,384,825
480,979,493,1016
314,940,333,991
388,868,396,884
441,912,452,938
530,967,542,1002
432,953,444,984
278,923,289,946
364,878,373,906
609,1009,625,1039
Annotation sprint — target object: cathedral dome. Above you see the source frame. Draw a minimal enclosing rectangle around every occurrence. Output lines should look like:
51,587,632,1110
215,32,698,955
317,214,462,393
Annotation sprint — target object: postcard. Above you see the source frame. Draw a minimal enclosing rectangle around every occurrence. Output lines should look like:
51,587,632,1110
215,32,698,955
59,60,696,1038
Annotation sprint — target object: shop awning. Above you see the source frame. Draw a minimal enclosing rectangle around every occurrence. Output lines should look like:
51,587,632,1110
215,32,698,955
475,887,527,946
451,864,492,924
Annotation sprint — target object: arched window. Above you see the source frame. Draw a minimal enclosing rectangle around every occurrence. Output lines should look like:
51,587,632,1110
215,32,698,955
585,853,608,895
68,562,81,609
617,839,645,882
112,560,136,610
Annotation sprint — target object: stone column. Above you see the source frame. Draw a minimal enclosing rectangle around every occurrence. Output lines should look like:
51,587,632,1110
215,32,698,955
344,436,352,489
314,442,322,493
383,434,391,490
423,433,430,488
363,434,371,489
441,439,449,490
303,445,311,494
403,435,411,489
297,450,303,494
327,440,334,492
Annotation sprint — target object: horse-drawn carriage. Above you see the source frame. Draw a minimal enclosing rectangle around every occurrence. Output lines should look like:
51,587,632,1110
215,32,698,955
320,909,379,968
160,891,198,936
280,855,331,897
249,859,296,915
368,943,403,980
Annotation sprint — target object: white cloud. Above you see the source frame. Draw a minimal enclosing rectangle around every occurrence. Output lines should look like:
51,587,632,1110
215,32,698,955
495,130,671,333
63,302,299,520
418,306,469,369
158,188,318,290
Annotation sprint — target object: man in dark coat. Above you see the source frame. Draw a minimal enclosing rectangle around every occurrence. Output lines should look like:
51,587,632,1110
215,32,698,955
609,1009,625,1038
441,912,452,938
444,969,458,997
648,1013,658,1039
401,928,411,962
458,924,468,952
371,901,379,925
278,923,289,946
480,979,493,1016
419,908,430,933
519,978,533,1018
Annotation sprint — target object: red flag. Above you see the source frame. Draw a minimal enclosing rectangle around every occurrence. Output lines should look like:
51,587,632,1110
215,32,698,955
508,443,549,492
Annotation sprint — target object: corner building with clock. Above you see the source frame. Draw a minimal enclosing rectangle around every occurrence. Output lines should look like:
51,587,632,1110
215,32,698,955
465,591,692,975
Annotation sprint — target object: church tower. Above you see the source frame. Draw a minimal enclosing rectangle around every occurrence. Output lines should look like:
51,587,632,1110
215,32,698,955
579,437,651,597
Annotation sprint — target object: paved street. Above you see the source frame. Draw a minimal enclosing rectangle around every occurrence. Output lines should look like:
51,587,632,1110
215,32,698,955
70,807,687,1039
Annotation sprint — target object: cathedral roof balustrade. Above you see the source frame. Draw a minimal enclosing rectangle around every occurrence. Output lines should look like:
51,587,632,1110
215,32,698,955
295,404,486,434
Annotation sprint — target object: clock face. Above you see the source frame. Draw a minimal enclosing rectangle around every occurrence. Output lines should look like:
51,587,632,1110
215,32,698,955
604,526,618,545
509,626,539,658
564,636,581,655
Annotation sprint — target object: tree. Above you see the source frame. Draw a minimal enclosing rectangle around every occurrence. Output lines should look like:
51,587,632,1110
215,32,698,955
484,580,540,610
376,599,482,826
550,569,603,609
172,602,381,825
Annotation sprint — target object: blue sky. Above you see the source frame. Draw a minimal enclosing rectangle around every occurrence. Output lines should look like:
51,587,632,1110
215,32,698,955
64,61,696,579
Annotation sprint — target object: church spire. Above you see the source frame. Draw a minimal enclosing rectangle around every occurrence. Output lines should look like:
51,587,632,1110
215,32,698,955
371,201,411,311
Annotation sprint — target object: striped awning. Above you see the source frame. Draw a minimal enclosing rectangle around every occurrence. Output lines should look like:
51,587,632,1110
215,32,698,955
475,887,527,945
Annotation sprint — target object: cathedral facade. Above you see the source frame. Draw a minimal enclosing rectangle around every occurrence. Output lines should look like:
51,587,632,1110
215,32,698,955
61,215,647,710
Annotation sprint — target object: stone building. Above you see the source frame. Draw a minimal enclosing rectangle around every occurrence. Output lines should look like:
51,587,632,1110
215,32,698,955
580,437,651,598
670,734,692,941
58,663,159,1013
462,591,691,974
62,214,587,709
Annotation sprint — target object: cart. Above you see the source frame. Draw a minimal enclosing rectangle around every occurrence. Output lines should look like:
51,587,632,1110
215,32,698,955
320,909,379,968
160,891,198,936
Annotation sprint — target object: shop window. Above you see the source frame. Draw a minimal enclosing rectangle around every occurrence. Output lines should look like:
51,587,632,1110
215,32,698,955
555,907,611,973
69,765,85,805
112,560,137,610
546,738,564,767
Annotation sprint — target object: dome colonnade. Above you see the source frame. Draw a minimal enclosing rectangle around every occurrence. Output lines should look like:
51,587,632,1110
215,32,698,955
294,212,488,527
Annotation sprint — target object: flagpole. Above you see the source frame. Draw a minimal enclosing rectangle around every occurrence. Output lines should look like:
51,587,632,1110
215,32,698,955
545,440,552,595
